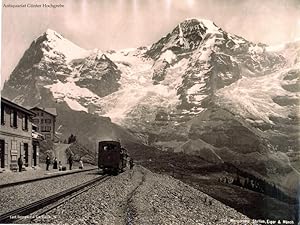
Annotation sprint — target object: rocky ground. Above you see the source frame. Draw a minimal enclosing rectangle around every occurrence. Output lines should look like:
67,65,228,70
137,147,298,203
34,166,253,225
128,144,298,222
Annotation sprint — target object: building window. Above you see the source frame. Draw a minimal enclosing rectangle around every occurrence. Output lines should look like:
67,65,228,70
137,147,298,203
41,119,44,124
1,104,4,125
45,119,51,124
41,112,44,116
22,114,28,131
11,140,17,161
33,119,39,124
11,140,17,154
41,126,51,132
10,110,17,128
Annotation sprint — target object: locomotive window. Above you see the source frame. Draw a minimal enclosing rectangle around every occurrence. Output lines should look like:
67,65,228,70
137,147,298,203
103,144,117,151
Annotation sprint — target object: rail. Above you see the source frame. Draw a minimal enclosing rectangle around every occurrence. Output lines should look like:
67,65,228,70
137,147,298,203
0,174,110,223
0,167,98,189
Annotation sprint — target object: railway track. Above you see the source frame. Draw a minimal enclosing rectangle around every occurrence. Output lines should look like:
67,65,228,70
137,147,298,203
0,174,110,224
0,168,98,189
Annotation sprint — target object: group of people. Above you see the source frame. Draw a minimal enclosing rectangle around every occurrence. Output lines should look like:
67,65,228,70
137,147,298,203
18,152,134,173
45,155,62,171
120,147,134,170
45,154,83,171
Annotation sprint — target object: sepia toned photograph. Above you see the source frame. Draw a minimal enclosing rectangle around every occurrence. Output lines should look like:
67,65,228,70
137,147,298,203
0,0,299,224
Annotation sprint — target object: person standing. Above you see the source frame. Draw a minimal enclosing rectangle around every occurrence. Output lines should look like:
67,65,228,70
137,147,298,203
18,156,23,172
68,154,73,170
58,161,62,171
129,158,134,170
79,158,84,169
46,155,50,171
53,157,58,169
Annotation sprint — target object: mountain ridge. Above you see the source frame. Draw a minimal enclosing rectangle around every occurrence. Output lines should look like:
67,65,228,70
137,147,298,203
2,18,299,198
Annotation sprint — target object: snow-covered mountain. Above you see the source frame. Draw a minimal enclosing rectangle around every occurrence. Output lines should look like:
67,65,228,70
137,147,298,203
2,18,299,193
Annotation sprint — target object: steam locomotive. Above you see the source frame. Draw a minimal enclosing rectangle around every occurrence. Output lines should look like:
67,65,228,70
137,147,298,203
97,139,128,175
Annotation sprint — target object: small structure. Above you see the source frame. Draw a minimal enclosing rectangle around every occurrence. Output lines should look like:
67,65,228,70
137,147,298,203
30,107,57,141
0,97,35,170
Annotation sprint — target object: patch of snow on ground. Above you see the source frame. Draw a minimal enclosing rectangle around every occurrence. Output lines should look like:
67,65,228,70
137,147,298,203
199,48,212,61
194,95,207,102
43,29,90,62
45,80,99,100
160,50,177,64
98,54,179,123
162,58,189,89
229,34,246,45
106,48,151,68
216,67,298,123
249,45,264,54
64,97,88,112
187,83,205,95
199,19,220,33
101,80,178,123
178,23,184,45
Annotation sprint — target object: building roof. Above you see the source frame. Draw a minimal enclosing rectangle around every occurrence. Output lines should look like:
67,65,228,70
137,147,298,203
31,106,57,117
1,97,35,116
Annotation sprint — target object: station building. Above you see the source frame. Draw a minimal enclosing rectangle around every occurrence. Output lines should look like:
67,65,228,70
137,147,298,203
30,107,57,141
0,97,38,170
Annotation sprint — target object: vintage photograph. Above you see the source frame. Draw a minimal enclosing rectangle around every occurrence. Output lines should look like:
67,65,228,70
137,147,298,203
0,0,299,224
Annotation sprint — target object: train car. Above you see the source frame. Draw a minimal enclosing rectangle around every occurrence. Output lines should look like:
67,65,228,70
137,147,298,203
98,139,127,175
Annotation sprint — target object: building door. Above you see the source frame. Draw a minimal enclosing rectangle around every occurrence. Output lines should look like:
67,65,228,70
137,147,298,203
33,143,37,166
24,143,28,167
0,140,4,168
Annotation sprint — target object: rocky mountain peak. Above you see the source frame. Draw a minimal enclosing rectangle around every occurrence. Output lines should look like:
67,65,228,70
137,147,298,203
174,18,221,49
44,28,64,40
178,18,220,36
147,18,226,59
36,29,89,63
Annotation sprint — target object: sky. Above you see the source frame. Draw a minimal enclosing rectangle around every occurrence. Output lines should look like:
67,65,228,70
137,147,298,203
1,0,300,88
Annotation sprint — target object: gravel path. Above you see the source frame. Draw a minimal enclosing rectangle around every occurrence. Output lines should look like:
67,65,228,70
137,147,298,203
0,170,100,214
33,166,255,225
0,164,96,185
